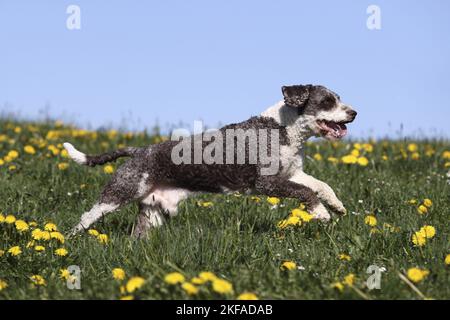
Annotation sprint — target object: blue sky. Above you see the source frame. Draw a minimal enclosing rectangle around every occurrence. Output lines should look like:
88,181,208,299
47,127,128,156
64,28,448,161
1,0,449,138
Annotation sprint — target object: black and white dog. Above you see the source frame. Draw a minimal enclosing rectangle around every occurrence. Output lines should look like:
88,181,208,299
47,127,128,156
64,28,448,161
64,84,357,237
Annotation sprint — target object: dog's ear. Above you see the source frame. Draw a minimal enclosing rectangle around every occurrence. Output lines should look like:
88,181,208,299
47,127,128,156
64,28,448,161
282,85,312,108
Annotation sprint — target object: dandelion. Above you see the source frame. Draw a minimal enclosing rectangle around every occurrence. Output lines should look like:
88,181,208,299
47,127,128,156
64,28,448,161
328,157,339,163
407,143,418,153
417,205,428,214
212,278,233,294
58,162,69,170
363,143,373,153
407,268,429,283
191,277,206,285
44,222,57,231
341,155,357,164
32,228,44,240
442,151,450,160
24,145,36,155
411,152,420,160
8,165,16,171
60,149,68,158
97,234,109,244
423,199,432,208
0,213,4,223
8,246,22,256
112,268,126,281
197,201,214,208
313,153,323,161
34,245,45,252
120,295,134,300
104,165,114,174
164,272,185,285
267,197,280,206
181,282,199,295
280,261,296,271
30,275,46,286
88,229,99,236
331,282,344,292
55,248,68,257
15,220,29,232
0,279,7,291
0,250,4,257
339,254,351,262
364,215,377,227
277,216,301,229
198,271,217,282
408,199,418,205
40,231,51,241
126,277,145,293
5,215,16,224
291,209,313,222
60,269,70,280
445,254,450,265
357,157,369,166
237,292,258,300
50,231,65,243
419,225,436,239
411,232,426,247
343,273,355,286
7,150,19,159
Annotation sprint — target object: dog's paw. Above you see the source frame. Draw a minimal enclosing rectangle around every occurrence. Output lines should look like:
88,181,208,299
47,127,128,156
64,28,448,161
330,200,347,215
312,203,331,222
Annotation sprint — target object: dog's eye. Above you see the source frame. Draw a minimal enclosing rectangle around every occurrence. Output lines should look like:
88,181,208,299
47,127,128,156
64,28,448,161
320,96,336,109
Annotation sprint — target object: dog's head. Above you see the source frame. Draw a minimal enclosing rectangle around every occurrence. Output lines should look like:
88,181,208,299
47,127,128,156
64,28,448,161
282,84,357,140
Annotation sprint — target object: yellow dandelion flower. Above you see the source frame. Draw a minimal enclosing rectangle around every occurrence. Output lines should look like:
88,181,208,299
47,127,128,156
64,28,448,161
58,162,69,170
363,143,373,153
31,228,43,240
280,261,296,270
181,282,199,295
50,231,65,243
97,234,109,244
8,165,17,171
411,232,427,247
212,278,233,294
364,215,377,227
408,199,418,205
419,225,436,239
407,268,429,283
0,250,4,257
441,151,450,160
191,276,206,285
331,282,344,292
34,245,45,252
197,201,214,208
0,213,4,223
29,221,38,227
24,145,36,155
164,272,185,285
30,275,46,286
40,231,51,241
327,156,339,163
8,246,22,256
407,143,418,152
5,215,16,224
26,240,35,248
112,268,126,281
343,273,355,286
15,220,29,232
417,205,428,214
237,292,259,300
357,157,369,166
88,229,99,236
198,271,217,282
313,153,323,161
291,209,313,222
55,248,68,256
423,199,432,208
60,269,70,280
60,149,68,158
351,149,360,157
44,223,57,231
104,165,115,174
382,155,389,161
267,197,280,206
120,295,134,300
339,254,351,261
411,152,420,160
341,155,358,164
445,254,450,265
0,279,7,291
7,150,19,159
126,277,145,293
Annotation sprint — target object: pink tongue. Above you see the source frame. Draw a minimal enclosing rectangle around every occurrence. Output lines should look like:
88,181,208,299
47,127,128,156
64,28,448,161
328,122,347,138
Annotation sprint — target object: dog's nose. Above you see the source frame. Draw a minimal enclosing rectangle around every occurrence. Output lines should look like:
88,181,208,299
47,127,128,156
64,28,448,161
347,109,357,120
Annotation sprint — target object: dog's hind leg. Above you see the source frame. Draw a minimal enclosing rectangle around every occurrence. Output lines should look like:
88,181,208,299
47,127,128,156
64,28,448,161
69,159,152,236
132,186,193,238
132,203,166,238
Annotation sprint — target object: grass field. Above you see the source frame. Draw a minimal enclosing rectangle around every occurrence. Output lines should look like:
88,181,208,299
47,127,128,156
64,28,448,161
0,119,449,300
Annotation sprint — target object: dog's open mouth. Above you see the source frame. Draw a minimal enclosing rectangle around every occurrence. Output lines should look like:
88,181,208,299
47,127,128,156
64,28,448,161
317,120,349,139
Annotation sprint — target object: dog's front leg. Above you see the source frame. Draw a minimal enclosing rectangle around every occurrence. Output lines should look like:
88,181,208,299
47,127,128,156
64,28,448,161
289,171,346,215
255,176,330,221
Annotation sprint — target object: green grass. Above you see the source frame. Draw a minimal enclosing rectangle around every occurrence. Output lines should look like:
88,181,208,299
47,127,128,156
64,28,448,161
0,119,449,300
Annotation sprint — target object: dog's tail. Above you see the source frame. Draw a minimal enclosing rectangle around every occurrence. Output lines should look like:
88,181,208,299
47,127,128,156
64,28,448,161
63,142,139,167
